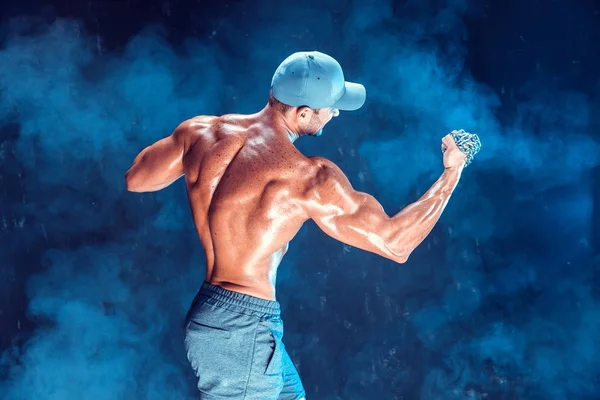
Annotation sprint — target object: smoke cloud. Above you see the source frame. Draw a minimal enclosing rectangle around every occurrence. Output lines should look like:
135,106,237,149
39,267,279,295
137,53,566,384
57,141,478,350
1,0,599,399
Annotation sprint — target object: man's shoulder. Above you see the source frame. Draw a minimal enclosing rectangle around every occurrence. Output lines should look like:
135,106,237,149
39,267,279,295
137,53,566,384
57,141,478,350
181,115,218,132
165,116,216,154
304,156,347,190
173,115,224,142
307,156,344,178
177,112,253,129
296,156,352,212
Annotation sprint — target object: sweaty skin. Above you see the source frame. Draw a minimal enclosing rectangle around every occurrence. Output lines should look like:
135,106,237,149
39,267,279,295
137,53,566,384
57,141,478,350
125,106,465,300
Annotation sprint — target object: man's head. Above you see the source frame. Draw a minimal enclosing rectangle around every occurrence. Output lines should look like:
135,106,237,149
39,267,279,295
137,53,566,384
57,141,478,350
268,51,366,137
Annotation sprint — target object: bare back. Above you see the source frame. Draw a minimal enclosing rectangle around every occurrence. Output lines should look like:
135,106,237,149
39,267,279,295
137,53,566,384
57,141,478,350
182,115,312,299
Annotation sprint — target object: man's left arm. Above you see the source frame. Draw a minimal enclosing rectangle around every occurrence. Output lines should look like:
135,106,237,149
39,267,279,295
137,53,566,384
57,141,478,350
125,120,190,192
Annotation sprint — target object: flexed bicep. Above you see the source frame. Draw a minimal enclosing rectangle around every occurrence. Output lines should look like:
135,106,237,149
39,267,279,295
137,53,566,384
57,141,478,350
304,157,408,264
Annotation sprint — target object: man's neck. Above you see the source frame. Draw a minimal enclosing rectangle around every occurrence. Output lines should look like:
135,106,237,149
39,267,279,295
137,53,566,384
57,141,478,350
286,130,300,143
256,105,300,144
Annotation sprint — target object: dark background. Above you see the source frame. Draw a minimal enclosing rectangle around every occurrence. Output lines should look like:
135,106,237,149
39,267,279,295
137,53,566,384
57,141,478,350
1,0,600,398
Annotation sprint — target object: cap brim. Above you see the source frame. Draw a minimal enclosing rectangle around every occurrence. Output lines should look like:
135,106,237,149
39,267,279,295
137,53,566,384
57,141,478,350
332,81,366,111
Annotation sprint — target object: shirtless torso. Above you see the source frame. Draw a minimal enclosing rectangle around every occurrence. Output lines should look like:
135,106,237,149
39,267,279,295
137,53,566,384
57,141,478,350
177,112,321,299
125,107,466,300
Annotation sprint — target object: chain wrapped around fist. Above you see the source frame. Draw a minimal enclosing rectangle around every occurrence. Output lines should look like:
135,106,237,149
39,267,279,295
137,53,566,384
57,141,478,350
449,129,481,166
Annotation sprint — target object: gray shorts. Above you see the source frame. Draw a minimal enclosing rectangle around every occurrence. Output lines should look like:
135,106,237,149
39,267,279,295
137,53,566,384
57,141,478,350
184,282,306,400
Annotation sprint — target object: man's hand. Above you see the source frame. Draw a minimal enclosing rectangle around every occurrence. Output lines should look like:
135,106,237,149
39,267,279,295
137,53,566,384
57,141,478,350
442,129,482,168
442,132,467,170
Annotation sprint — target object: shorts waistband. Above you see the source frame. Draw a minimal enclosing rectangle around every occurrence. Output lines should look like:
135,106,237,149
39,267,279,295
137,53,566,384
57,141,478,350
198,282,281,316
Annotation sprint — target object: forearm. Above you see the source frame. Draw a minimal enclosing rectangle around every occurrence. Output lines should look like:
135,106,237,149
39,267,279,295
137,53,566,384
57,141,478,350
384,166,463,260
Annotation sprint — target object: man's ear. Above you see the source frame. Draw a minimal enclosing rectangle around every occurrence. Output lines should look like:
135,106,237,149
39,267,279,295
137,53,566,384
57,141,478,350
296,106,311,120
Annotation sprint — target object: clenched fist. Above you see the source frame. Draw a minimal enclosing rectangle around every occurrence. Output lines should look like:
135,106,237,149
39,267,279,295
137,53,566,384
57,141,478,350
441,129,481,169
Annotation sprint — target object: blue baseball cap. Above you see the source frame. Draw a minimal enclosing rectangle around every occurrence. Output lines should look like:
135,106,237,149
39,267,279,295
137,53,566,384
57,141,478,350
271,51,366,111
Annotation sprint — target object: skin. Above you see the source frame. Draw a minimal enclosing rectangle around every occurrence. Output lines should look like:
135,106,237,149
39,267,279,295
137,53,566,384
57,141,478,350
125,102,466,301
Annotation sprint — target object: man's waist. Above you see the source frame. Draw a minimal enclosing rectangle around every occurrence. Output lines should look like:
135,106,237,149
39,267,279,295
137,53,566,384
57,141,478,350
198,281,281,316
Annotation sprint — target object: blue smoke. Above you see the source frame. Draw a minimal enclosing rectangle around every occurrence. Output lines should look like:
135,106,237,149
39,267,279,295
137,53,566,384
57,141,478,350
1,0,599,399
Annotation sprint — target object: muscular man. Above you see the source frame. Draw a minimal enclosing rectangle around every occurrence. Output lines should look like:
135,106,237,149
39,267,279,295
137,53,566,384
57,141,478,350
125,51,469,399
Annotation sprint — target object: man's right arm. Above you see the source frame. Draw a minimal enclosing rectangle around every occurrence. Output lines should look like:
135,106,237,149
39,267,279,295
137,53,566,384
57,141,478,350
304,157,463,264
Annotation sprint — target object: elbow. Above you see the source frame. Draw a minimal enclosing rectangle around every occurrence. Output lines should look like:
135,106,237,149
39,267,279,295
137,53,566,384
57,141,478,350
393,252,409,264
394,243,416,264
381,242,410,264
380,232,410,264
125,171,143,192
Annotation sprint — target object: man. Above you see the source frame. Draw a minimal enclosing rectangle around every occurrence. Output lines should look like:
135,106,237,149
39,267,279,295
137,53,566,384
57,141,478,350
125,51,474,399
